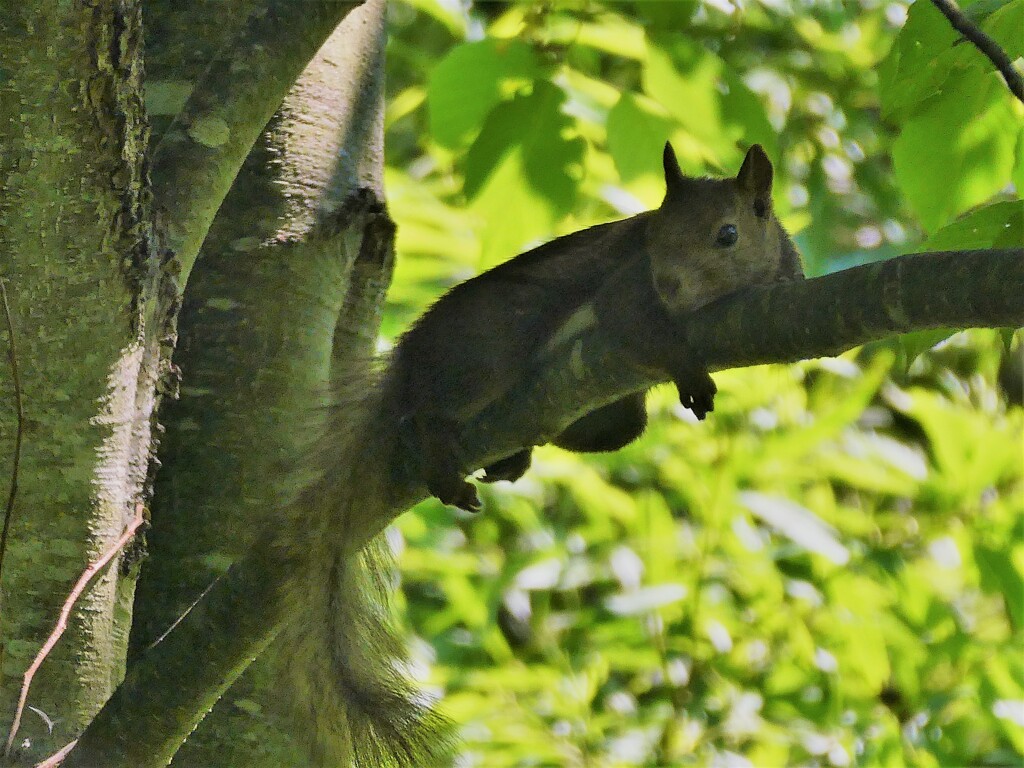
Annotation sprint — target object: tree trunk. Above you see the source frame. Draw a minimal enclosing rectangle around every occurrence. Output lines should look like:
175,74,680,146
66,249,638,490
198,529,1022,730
0,1,366,764
0,1,174,762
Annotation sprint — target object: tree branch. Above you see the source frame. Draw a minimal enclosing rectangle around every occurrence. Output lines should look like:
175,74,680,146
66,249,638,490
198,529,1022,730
930,0,1024,105
151,0,363,283
459,248,1024,480
4,505,144,757
64,247,1023,767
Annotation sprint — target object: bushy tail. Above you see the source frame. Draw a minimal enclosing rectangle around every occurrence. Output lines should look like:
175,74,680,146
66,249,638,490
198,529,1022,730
277,368,453,767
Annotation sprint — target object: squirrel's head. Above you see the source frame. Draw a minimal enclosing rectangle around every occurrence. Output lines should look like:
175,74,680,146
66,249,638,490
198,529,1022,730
646,143,796,313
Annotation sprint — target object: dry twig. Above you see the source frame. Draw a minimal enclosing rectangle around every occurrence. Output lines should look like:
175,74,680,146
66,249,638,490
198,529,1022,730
4,504,146,757
0,277,24,603
34,739,77,768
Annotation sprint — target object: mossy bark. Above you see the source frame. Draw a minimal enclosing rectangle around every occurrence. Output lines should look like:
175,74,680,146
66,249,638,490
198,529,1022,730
0,0,172,762
127,2,387,765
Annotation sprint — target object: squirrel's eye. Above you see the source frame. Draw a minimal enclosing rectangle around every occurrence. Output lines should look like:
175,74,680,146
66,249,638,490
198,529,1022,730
716,224,738,247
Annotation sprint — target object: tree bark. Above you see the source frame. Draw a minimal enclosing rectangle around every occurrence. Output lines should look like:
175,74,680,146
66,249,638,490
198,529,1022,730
0,2,367,764
129,2,387,765
0,0,173,762
149,0,363,281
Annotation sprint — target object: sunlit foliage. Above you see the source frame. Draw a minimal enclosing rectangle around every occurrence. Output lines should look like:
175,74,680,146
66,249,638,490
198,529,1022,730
380,1,1023,765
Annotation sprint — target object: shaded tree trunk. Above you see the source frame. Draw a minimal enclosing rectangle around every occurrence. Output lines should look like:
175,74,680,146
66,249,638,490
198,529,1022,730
131,3,389,764
0,1,367,764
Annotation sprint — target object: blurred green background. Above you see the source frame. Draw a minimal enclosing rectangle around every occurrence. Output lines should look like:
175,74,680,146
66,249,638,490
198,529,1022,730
378,1,1023,765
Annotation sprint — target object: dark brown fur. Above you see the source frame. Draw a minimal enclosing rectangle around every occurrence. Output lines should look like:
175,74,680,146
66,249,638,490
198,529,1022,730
388,143,803,510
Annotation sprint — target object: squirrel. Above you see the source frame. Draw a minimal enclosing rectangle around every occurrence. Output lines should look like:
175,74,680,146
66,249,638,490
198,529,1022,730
388,142,803,512
280,142,803,766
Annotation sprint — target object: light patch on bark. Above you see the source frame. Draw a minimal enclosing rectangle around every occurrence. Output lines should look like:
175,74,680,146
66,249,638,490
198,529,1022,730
81,331,159,709
187,116,231,148
270,0,386,241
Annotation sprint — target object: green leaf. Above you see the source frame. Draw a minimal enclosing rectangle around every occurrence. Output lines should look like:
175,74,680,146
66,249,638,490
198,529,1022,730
606,92,675,183
739,492,850,565
464,81,586,266
720,66,777,160
1014,126,1024,191
640,38,771,168
642,40,735,162
878,0,1024,120
892,71,1018,232
399,0,469,38
961,0,1010,24
428,39,542,149
898,328,959,368
833,618,891,698
883,0,1022,232
975,544,1024,630
464,81,584,207
605,583,688,615
544,12,647,60
982,0,1024,59
922,200,1024,251
878,0,963,122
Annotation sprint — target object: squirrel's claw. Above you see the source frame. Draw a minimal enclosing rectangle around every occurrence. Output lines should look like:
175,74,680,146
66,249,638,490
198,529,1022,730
432,476,482,513
689,393,715,421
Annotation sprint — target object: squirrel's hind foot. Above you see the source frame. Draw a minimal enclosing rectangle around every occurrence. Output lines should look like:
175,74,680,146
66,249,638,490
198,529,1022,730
482,449,533,484
435,478,481,513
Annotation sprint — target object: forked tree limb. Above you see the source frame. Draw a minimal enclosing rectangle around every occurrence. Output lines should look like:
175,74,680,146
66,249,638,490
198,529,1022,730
64,247,1023,768
151,0,364,281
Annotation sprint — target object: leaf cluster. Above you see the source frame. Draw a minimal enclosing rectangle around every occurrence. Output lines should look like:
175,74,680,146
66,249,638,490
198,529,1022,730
401,335,1022,767
377,1,1023,765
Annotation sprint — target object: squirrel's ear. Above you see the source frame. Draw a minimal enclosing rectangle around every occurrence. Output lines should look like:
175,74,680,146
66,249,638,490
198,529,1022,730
663,142,687,199
737,144,773,197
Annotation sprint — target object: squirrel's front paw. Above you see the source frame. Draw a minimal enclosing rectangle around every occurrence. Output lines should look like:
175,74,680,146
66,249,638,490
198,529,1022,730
675,369,717,421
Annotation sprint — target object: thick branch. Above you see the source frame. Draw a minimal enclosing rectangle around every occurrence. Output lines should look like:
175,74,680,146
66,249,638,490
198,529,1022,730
151,0,362,282
461,248,1024,474
66,247,1023,767
930,0,1024,105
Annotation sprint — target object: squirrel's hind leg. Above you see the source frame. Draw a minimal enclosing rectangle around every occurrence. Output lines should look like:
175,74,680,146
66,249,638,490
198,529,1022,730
552,393,648,452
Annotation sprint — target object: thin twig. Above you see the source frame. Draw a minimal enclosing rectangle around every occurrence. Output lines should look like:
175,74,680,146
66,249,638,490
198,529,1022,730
4,504,145,758
0,277,25,606
930,0,1024,105
35,739,77,768
140,577,219,656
